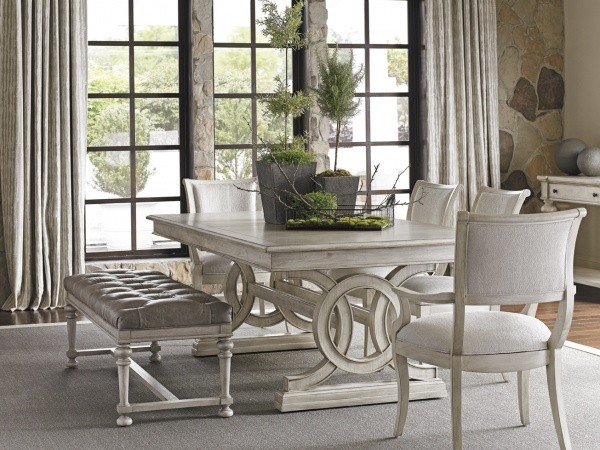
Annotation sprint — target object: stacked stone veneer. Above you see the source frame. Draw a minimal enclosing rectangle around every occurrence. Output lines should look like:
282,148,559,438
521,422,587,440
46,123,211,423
192,0,215,180
497,0,565,212
307,0,330,173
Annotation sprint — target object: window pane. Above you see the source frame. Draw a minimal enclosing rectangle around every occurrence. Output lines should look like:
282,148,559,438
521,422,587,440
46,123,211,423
86,151,131,199
215,149,253,180
215,48,252,94
134,46,179,93
136,201,181,250
137,150,181,198
135,202,181,250
134,0,178,41
214,0,250,43
86,203,132,252
329,98,365,143
369,0,408,44
327,0,364,44
135,98,180,145
333,48,365,93
257,100,293,143
88,46,129,94
256,48,289,94
88,98,130,147
88,0,128,41
329,146,366,180
370,97,409,142
215,98,252,145
370,49,408,93
371,145,410,190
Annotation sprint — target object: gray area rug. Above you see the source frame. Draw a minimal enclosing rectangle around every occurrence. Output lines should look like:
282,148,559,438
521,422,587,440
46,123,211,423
1,323,599,450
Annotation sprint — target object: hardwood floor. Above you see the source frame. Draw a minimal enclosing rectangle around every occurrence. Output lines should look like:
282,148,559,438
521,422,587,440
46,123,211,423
2,287,600,349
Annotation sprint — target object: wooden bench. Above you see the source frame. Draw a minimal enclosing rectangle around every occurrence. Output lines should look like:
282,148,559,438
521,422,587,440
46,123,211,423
63,269,234,426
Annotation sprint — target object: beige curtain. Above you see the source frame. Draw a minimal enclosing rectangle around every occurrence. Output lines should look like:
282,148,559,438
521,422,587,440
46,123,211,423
0,0,86,310
424,0,500,208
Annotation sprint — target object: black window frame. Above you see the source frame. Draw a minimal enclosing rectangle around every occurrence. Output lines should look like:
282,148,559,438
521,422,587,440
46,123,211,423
85,0,193,262
212,0,305,179
325,0,422,206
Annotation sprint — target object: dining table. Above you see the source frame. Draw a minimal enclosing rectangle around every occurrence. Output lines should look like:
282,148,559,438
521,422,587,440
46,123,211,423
148,210,456,412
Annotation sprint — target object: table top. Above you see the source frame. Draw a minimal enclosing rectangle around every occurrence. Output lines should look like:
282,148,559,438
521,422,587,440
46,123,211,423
149,211,456,271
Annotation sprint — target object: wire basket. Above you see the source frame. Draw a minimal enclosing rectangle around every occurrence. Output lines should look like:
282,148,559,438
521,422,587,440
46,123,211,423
285,205,394,231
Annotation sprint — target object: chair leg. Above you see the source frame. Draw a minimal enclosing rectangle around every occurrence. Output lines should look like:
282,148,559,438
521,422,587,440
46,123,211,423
217,337,234,418
451,357,463,450
65,303,78,368
393,353,409,437
518,370,530,425
149,340,162,362
115,345,133,427
547,349,572,450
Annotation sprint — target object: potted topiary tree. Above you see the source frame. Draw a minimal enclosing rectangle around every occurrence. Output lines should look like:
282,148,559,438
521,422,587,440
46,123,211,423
312,48,364,208
255,0,316,225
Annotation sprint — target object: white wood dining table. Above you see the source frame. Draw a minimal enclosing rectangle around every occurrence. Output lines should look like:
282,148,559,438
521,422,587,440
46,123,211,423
149,211,455,412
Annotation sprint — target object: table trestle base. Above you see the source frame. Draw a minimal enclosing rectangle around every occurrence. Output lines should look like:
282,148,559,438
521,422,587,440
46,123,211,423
274,378,447,412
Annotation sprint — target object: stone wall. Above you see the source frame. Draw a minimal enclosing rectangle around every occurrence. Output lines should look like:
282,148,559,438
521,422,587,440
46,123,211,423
307,0,330,173
191,0,214,180
497,0,565,212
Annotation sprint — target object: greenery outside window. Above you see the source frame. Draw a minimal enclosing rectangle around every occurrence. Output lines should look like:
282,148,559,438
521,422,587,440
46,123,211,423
213,0,295,180
85,0,190,259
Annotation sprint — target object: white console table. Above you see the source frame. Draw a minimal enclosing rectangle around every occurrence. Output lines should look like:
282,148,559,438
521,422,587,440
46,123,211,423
539,175,600,288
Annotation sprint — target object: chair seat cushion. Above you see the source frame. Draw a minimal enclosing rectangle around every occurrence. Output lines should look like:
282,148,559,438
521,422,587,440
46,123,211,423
401,275,454,294
396,311,550,355
64,270,232,330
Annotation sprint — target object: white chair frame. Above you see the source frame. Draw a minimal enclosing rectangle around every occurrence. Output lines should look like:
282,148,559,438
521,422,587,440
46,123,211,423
391,208,586,449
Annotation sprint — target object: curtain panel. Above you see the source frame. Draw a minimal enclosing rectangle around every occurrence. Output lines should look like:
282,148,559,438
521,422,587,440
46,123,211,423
0,0,86,310
424,0,500,208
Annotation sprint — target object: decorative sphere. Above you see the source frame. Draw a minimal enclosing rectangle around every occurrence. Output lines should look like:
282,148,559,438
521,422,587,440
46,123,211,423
577,147,600,176
555,138,587,175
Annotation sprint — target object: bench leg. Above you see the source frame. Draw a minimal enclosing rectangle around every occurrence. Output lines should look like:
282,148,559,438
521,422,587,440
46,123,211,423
149,340,162,362
216,338,234,418
65,303,78,368
115,345,133,427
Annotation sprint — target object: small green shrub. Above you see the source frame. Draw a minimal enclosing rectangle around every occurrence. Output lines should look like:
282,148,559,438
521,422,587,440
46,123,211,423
290,191,338,212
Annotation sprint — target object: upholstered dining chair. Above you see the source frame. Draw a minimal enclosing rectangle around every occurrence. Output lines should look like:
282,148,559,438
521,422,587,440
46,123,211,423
391,208,586,449
182,178,263,290
401,186,531,316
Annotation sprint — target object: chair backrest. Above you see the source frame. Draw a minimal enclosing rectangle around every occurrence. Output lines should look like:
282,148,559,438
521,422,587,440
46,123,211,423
406,180,461,227
183,178,261,214
454,209,585,307
472,186,530,215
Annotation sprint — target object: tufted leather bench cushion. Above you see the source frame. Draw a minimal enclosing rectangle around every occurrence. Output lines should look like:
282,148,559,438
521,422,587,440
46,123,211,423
64,270,232,330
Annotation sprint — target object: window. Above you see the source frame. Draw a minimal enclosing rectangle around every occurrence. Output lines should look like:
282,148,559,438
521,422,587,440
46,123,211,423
213,0,295,180
86,0,190,259
326,0,420,216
